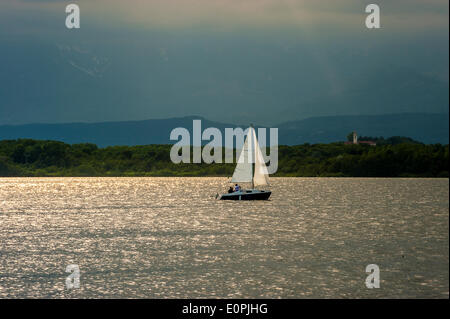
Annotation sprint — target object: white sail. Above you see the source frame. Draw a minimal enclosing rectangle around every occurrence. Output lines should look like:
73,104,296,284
230,127,269,187
231,128,253,183
252,128,270,186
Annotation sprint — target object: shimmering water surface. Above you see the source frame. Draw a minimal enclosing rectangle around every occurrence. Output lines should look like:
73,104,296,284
0,177,448,298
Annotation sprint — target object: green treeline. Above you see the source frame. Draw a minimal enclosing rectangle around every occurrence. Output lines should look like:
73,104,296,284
0,139,448,177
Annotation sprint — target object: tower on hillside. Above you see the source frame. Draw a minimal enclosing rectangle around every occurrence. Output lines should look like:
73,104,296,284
353,131,358,144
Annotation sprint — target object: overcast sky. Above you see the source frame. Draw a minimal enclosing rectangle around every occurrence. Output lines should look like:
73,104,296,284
0,0,448,125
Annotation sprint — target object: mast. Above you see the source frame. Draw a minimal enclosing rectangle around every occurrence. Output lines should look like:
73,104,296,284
250,124,254,190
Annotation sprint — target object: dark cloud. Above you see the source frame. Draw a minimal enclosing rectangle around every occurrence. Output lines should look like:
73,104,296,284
0,1,448,125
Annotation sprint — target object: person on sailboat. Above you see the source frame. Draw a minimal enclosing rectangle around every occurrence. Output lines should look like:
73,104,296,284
234,184,240,192
228,186,234,193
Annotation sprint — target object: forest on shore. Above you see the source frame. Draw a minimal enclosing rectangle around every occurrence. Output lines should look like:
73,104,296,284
0,138,448,177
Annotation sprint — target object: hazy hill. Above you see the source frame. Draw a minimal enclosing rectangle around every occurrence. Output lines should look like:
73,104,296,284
0,113,448,146
0,116,232,147
278,113,449,145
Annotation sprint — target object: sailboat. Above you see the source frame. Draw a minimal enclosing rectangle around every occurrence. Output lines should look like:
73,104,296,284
219,125,271,200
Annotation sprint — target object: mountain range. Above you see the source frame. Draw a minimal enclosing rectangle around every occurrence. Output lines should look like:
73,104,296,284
0,113,448,147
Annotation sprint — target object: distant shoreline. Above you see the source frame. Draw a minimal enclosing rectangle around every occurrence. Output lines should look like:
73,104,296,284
1,139,448,178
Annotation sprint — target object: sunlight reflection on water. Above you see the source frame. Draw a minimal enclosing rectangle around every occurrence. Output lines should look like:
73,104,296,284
0,177,448,298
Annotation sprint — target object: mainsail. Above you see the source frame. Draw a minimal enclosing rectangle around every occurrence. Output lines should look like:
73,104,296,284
231,128,253,183
230,127,269,187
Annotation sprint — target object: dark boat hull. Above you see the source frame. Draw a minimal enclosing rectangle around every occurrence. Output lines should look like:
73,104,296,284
219,190,271,200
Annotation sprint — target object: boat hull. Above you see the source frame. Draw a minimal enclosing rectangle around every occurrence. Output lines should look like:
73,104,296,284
219,190,271,200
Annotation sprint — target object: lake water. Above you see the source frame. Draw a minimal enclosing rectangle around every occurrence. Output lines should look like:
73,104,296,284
0,177,448,298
